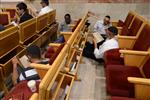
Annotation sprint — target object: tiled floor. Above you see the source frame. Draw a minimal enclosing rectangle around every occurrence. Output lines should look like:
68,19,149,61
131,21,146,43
69,57,109,100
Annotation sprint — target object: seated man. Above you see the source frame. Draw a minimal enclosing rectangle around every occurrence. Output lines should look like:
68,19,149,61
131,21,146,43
93,15,112,39
83,26,118,63
12,45,49,85
60,14,74,32
38,0,53,16
12,2,33,26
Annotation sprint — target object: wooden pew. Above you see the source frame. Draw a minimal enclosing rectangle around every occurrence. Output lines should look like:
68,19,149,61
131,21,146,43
36,13,48,34
111,11,136,28
0,26,25,77
0,26,26,93
19,18,39,45
118,14,146,49
0,67,8,94
0,12,10,26
3,8,17,21
29,12,89,100
47,10,56,26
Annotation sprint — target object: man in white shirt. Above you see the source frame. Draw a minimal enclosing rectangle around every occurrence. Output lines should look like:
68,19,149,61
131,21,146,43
94,15,112,39
83,26,118,63
38,0,53,16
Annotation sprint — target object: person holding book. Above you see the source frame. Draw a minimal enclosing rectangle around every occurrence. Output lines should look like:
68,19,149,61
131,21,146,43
12,45,49,85
38,0,53,16
93,15,112,39
83,26,118,63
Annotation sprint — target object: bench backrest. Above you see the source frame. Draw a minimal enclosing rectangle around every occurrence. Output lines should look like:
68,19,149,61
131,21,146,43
36,13,48,33
0,26,19,57
19,18,37,44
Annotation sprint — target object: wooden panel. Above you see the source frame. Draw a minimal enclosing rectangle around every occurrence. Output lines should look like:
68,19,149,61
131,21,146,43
36,13,48,33
19,18,36,44
135,84,150,100
48,10,56,25
0,67,8,94
0,46,25,77
0,26,19,58
0,12,10,25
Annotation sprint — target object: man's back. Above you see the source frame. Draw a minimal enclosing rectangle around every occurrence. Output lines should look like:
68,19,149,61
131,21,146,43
94,20,112,35
94,38,119,59
39,6,53,16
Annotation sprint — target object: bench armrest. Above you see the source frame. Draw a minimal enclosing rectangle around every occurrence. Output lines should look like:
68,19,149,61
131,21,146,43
117,36,137,49
60,32,72,41
120,50,150,67
30,63,51,79
30,93,38,100
128,77,150,100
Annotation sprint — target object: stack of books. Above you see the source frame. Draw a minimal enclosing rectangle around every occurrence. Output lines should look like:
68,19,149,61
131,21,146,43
57,85,70,100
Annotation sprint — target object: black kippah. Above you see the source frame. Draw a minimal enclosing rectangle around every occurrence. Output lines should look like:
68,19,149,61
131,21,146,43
108,26,118,35
27,45,41,59
41,0,49,4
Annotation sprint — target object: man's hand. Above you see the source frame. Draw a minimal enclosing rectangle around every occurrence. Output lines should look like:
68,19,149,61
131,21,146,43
93,38,97,48
12,56,19,65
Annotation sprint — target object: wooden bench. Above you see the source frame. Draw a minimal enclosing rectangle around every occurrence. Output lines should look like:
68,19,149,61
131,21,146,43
0,12,10,26
47,10,56,26
118,14,146,49
0,26,26,93
29,12,89,100
3,8,17,21
0,26,25,77
36,13,48,34
19,18,39,45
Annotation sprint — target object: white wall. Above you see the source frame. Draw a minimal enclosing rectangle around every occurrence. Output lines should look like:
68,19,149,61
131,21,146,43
1,1,150,26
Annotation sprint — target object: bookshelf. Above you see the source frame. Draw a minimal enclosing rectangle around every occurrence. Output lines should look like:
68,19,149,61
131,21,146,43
63,30,88,76
46,72,74,100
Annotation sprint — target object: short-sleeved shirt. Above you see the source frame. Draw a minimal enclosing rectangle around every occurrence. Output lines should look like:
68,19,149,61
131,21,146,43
94,38,119,59
94,20,112,35
60,20,73,32
38,6,53,16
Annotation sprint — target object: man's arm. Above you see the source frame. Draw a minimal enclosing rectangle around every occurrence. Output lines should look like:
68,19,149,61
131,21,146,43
12,57,19,85
93,38,103,59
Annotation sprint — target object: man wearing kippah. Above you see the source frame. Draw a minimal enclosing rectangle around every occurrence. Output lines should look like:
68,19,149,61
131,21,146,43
83,26,119,63
38,0,53,16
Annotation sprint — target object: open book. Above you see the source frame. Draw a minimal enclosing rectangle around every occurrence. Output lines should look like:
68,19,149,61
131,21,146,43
93,32,104,43
18,55,31,68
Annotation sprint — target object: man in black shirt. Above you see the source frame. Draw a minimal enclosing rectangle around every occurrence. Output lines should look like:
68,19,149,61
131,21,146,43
16,2,33,24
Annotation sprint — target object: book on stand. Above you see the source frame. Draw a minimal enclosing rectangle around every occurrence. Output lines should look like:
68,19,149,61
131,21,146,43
93,32,104,43
18,55,30,68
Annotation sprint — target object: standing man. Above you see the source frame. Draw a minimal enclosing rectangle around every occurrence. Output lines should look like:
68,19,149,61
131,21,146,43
38,0,53,16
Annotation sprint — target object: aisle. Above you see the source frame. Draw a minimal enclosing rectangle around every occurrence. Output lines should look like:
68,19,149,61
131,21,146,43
69,57,108,100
